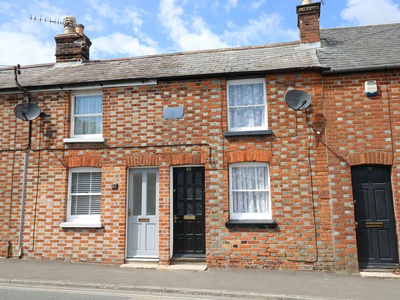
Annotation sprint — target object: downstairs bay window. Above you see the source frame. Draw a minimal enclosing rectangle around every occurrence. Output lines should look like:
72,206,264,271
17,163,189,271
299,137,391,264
60,168,102,228
229,162,272,221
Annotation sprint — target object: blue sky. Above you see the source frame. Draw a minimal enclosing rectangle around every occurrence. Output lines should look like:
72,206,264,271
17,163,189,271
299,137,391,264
1,0,400,66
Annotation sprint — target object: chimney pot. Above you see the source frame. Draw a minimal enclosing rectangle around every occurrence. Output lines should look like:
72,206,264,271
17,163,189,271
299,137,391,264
76,24,85,35
302,0,312,4
63,16,76,34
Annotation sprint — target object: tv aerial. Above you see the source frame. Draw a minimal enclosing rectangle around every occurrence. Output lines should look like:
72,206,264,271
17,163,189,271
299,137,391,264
284,90,312,110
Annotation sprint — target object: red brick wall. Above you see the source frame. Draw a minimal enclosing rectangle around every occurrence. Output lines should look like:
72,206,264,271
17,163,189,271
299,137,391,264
0,71,399,272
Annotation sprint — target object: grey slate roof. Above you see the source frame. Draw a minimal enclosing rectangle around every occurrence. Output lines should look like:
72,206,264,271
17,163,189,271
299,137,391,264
319,23,400,71
1,22,400,91
0,42,320,91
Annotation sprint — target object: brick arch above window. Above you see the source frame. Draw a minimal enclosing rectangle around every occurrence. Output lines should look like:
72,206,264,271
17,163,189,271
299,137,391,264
347,151,393,166
226,149,271,164
64,155,103,168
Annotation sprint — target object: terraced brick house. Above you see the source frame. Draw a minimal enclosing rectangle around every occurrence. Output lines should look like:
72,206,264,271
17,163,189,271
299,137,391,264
0,1,399,273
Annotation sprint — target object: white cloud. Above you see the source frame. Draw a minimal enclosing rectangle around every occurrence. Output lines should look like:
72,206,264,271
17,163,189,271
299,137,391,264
158,0,298,52
158,0,230,51
224,13,298,45
91,32,158,59
341,0,400,25
0,31,54,65
250,0,265,10
225,0,239,12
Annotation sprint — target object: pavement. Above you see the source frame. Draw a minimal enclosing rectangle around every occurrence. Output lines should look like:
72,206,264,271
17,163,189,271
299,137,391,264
0,258,400,300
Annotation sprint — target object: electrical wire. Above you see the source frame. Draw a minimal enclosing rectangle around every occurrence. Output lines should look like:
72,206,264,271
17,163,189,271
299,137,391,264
285,109,319,264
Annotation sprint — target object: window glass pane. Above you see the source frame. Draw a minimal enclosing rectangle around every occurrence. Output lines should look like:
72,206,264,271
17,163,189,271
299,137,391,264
90,195,101,214
229,83,264,106
91,172,102,193
146,172,157,216
74,116,102,135
72,195,89,215
132,173,142,215
74,95,102,114
229,107,265,128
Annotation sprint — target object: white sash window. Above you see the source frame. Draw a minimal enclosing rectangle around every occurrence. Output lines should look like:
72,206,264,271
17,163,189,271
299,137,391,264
67,168,102,223
229,163,271,220
227,78,267,132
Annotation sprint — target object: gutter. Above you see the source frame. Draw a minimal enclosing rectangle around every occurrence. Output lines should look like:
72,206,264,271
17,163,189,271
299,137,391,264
324,64,400,74
0,66,328,94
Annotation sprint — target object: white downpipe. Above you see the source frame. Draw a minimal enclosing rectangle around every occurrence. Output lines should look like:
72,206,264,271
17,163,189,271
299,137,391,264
18,152,28,258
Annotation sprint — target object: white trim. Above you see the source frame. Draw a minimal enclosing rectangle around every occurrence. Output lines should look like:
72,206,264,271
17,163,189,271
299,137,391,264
63,137,105,143
229,162,272,221
227,78,268,132
60,222,102,228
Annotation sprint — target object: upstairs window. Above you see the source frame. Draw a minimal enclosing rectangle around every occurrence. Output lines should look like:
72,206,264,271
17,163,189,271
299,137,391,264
227,79,267,132
70,91,103,140
229,162,271,220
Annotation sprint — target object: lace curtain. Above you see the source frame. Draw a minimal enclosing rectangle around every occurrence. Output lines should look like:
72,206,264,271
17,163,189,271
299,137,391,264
231,166,269,214
228,83,265,129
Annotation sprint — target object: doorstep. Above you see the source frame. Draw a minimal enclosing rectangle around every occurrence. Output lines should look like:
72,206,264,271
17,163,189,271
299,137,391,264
120,260,158,269
166,256,207,271
360,269,400,279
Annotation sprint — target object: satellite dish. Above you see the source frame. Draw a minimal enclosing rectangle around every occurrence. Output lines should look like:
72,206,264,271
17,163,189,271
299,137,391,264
284,90,312,110
14,102,41,121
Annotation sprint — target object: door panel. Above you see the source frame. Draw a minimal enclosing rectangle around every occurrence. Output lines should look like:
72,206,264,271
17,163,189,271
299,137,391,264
127,168,159,258
351,165,399,268
173,167,205,256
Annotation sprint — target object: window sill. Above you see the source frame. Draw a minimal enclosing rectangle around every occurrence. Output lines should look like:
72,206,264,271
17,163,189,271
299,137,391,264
63,137,105,143
60,222,103,229
225,220,277,229
224,130,273,137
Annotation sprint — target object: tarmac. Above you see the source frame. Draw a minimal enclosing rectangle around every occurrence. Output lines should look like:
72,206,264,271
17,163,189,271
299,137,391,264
0,258,400,300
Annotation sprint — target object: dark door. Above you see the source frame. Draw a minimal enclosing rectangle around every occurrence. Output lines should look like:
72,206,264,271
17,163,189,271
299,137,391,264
173,167,205,256
351,165,399,268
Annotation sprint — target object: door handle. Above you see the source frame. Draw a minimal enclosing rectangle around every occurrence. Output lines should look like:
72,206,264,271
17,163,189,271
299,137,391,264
174,215,179,223
355,222,358,228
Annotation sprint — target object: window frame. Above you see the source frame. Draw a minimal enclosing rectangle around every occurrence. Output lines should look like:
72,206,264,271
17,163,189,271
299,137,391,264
66,90,104,142
65,167,102,225
229,162,272,221
226,78,268,133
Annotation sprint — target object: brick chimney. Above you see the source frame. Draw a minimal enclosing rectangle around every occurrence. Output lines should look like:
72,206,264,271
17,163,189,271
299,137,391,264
297,1,321,47
54,16,92,63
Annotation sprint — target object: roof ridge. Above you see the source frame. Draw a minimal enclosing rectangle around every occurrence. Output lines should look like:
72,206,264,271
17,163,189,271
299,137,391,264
89,41,300,64
321,22,400,32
